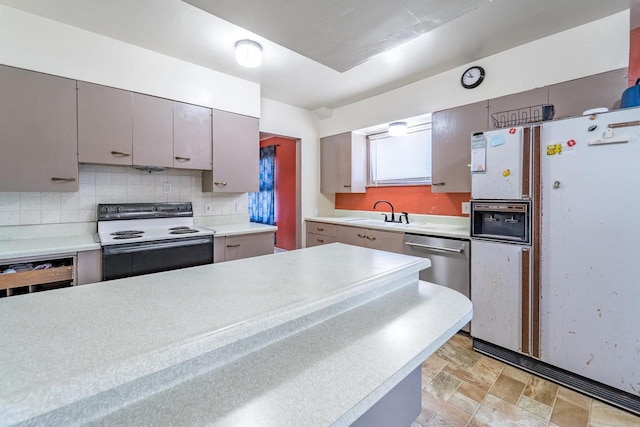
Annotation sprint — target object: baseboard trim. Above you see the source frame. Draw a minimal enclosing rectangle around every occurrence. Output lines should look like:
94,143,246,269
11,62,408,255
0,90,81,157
473,338,640,416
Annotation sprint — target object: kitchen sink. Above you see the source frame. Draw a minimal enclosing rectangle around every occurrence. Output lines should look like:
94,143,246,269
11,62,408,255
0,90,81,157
342,218,425,228
341,218,465,232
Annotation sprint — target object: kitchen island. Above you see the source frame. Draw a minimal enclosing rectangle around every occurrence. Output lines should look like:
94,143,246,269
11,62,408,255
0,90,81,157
0,243,472,426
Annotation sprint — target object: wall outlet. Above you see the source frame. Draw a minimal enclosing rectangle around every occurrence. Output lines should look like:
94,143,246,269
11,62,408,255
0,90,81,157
235,201,243,213
204,202,213,215
163,182,171,195
461,202,470,214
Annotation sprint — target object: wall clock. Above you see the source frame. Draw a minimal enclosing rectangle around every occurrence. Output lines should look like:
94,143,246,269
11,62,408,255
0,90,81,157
461,66,485,89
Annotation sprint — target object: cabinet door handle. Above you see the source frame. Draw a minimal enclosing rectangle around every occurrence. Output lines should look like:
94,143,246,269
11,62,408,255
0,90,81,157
432,182,446,186
316,227,324,232
317,239,324,243
356,233,366,238
366,236,377,241
175,156,191,162
343,184,352,188
110,151,131,157
51,177,76,182
226,244,240,248
214,181,228,187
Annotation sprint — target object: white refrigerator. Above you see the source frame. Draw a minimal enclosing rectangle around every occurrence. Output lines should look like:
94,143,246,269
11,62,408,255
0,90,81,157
471,125,539,356
540,107,640,398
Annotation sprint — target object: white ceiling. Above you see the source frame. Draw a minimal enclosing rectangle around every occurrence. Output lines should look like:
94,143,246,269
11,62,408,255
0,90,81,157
184,0,490,72
0,0,633,111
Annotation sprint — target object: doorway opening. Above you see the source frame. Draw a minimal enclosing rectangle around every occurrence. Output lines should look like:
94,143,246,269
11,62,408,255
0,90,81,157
250,134,301,251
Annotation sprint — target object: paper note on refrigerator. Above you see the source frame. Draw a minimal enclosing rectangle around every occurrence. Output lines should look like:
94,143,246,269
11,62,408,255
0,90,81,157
490,134,505,147
471,138,487,173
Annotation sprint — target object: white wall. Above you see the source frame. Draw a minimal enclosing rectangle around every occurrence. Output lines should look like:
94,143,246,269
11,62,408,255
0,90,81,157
0,5,259,117
318,11,631,137
259,99,334,226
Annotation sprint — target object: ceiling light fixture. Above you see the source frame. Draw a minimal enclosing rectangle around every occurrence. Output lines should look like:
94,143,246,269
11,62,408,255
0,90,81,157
388,121,408,136
235,39,262,68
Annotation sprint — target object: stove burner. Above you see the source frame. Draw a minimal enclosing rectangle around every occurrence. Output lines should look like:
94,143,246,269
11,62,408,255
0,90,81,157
111,230,145,236
169,229,199,234
169,226,191,231
113,234,143,240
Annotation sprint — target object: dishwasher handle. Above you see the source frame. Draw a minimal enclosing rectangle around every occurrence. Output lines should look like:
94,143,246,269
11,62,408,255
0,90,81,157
405,241,465,254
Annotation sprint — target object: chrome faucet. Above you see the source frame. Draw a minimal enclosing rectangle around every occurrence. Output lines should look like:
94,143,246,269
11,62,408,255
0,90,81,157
373,200,397,223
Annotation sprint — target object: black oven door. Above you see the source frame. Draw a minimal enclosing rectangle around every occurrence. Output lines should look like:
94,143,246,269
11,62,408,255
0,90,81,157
102,236,213,281
471,201,530,244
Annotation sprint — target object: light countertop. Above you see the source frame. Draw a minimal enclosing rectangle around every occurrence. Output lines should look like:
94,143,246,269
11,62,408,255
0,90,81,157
307,214,470,240
93,280,471,427
0,222,276,260
0,234,100,261
204,222,277,237
0,243,471,426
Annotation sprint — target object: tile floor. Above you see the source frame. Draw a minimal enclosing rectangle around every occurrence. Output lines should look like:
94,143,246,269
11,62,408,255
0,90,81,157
412,333,640,427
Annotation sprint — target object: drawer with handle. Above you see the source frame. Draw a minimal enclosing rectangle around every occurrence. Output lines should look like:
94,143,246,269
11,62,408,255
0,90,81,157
305,232,338,248
306,221,338,237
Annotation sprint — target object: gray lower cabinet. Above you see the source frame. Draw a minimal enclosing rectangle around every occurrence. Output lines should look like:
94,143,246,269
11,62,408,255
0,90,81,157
202,110,259,193
173,102,212,170
76,250,102,285
336,225,404,254
77,81,134,165
132,93,174,168
320,132,366,194
214,232,275,262
306,222,339,247
431,101,488,193
305,221,404,254
0,65,78,192
548,68,627,119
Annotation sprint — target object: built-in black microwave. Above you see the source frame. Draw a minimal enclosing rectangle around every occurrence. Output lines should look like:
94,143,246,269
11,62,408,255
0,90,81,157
470,200,531,245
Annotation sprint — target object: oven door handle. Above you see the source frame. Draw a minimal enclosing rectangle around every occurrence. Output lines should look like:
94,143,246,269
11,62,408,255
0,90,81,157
405,241,465,254
103,237,212,255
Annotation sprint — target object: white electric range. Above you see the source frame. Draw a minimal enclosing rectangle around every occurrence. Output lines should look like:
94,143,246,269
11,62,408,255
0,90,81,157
97,202,214,280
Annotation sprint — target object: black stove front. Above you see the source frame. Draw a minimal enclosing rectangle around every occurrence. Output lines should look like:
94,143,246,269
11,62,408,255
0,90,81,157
98,202,214,281
102,235,213,281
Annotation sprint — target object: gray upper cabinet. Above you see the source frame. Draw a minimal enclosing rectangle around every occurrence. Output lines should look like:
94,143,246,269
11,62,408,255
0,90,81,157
132,93,174,168
548,68,627,120
488,87,549,130
202,109,259,193
0,65,78,192
320,132,366,194
431,101,488,193
173,102,212,170
77,81,133,165
79,83,211,170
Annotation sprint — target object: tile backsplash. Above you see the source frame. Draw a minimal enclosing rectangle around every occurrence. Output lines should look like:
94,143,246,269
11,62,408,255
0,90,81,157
0,164,248,226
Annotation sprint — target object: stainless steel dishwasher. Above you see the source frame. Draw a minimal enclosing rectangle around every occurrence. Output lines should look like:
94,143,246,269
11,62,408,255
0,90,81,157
404,234,470,331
